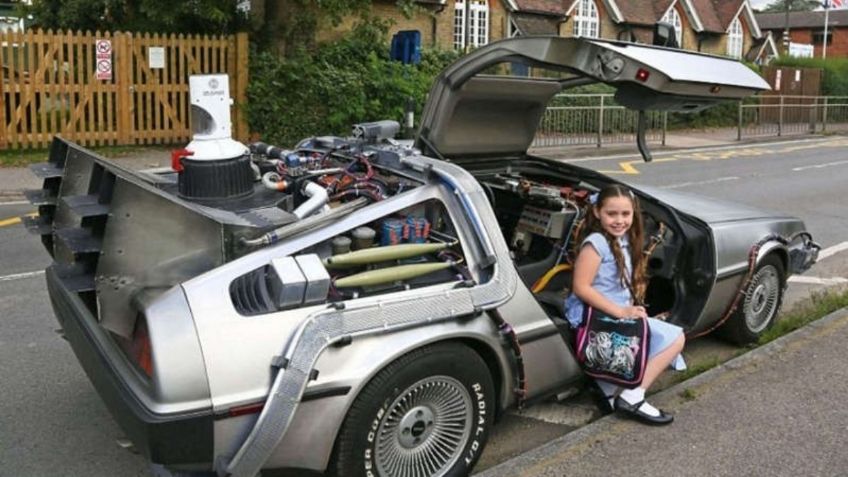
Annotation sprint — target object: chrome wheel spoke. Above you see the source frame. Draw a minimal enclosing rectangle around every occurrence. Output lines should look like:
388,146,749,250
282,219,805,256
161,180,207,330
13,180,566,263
375,376,473,477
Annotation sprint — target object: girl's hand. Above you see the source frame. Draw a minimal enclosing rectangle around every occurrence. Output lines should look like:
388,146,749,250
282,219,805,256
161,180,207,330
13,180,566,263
619,306,647,319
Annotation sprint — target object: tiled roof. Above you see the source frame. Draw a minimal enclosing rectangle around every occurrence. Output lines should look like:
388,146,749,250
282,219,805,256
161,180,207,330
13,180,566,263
610,0,746,32
690,0,724,32
713,0,745,30
756,10,848,29
514,0,566,16
512,13,561,34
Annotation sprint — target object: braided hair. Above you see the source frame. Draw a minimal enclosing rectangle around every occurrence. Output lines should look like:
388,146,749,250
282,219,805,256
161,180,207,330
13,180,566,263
581,184,647,304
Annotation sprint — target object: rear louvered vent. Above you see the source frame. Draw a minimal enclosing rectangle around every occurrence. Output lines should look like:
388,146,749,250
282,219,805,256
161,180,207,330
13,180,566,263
230,266,277,316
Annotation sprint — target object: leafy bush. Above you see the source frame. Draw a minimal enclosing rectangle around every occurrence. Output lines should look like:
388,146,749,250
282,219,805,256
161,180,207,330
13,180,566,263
772,57,848,96
245,21,459,146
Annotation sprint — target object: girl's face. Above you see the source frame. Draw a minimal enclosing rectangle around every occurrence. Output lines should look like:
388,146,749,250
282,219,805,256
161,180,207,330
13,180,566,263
594,195,634,238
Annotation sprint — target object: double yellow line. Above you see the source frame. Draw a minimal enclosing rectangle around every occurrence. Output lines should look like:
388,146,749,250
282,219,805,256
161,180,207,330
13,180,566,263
0,213,37,228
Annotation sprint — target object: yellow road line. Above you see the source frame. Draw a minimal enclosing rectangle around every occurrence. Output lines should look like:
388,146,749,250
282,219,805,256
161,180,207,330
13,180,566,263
0,212,37,228
601,157,677,175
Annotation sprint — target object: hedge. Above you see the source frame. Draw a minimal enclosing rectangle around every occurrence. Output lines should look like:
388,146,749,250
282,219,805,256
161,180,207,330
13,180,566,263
245,21,459,146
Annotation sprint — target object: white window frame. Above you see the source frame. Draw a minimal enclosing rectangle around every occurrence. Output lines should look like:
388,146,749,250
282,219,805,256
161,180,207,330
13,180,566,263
727,17,743,59
661,6,682,47
454,0,490,50
573,0,599,38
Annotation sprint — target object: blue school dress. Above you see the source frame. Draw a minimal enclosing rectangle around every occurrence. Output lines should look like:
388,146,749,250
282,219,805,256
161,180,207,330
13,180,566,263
564,232,686,370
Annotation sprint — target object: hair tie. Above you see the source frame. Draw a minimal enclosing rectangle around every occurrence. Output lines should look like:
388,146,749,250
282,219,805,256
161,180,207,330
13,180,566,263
589,192,599,205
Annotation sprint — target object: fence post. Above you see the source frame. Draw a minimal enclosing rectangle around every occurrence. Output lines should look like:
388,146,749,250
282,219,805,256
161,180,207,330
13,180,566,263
737,101,743,141
597,95,604,148
661,111,667,146
778,95,784,137
822,96,829,133
115,32,133,145
809,97,816,134
233,32,249,142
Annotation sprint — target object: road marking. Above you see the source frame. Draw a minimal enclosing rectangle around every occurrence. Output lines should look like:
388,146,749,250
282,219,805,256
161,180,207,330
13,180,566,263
0,212,37,228
660,176,739,190
792,160,848,172
557,137,836,163
568,137,848,175
0,200,30,206
788,276,848,286
0,270,45,282
818,241,848,261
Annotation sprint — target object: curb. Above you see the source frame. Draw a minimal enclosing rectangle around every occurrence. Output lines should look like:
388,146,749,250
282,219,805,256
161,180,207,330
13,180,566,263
476,306,848,476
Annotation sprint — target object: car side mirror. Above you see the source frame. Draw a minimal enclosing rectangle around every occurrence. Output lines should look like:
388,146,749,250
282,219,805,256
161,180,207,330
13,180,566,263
653,22,679,48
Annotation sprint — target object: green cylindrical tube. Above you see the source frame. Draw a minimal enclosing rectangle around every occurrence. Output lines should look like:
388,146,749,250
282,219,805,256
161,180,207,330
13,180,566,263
323,242,451,269
334,262,453,288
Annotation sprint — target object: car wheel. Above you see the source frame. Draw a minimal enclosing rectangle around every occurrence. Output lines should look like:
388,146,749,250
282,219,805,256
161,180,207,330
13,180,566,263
721,255,785,344
329,342,495,477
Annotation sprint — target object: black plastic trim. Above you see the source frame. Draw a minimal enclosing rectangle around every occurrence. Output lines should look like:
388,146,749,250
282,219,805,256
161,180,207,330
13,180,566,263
45,266,214,465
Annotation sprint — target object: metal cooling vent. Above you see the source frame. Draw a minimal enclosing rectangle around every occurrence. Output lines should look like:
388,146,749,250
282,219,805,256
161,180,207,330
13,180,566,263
229,266,276,316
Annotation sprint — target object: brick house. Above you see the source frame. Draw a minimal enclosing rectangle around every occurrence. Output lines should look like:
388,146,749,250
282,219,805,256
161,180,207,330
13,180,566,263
255,0,777,61
756,9,848,58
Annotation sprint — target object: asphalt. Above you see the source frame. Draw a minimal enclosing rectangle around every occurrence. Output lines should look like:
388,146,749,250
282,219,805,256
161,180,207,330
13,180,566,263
0,127,768,203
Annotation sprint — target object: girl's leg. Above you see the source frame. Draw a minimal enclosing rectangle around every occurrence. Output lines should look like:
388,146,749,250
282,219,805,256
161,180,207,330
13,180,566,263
616,333,685,423
640,333,685,390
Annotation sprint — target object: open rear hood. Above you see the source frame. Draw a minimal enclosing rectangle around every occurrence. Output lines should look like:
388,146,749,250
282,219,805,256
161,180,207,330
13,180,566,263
415,37,769,159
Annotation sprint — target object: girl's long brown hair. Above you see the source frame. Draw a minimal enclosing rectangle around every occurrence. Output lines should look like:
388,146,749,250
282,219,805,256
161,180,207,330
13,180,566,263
580,184,647,304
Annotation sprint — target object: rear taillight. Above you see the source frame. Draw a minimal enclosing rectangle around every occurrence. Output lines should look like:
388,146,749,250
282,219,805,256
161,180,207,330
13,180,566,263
130,316,153,378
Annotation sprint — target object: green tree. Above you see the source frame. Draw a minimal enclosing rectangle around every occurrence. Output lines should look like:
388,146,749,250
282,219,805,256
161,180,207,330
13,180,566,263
23,0,250,34
761,0,822,12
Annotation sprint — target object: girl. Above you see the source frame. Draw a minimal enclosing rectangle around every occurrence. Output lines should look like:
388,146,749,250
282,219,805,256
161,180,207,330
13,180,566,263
565,184,686,425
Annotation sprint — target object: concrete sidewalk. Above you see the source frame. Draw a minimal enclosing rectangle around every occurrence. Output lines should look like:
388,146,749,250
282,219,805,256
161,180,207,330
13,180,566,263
479,307,848,476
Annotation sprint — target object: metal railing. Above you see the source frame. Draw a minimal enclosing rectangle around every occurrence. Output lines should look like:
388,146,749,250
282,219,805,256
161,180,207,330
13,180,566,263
533,94,666,148
533,94,848,148
738,95,848,139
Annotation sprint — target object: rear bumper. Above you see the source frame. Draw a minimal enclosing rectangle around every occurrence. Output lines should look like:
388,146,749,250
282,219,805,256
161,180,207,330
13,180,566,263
46,266,214,466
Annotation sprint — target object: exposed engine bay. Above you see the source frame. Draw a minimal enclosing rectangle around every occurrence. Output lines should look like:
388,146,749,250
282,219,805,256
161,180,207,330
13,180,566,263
205,125,682,321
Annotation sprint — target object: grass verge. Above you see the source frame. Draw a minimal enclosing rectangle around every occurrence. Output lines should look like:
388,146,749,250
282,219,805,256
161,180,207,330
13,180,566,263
758,287,848,345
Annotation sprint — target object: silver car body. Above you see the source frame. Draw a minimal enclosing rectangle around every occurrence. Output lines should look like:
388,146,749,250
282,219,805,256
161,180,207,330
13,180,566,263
28,37,818,475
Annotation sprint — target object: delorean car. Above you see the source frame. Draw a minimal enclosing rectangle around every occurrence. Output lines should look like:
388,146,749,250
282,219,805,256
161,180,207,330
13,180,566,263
24,37,818,476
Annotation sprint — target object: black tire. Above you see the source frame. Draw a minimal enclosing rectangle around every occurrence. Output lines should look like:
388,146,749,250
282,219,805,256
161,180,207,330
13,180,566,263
720,255,785,345
329,342,495,477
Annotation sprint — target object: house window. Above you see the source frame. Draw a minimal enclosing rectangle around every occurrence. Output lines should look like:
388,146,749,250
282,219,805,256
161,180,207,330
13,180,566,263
660,7,682,46
727,18,743,59
813,29,833,45
573,0,599,38
454,1,489,50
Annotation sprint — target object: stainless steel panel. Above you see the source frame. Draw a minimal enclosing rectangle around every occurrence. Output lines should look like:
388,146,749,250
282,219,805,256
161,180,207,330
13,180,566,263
294,254,330,306
268,257,306,310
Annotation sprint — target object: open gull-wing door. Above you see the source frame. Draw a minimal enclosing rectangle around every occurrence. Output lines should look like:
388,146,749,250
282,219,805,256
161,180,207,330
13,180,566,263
416,36,769,162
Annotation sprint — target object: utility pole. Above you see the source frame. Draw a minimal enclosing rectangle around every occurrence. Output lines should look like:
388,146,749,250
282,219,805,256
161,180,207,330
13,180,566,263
783,0,793,55
464,0,471,53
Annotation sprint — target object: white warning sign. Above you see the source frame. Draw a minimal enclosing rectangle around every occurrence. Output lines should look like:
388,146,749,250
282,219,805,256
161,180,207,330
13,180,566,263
96,39,113,81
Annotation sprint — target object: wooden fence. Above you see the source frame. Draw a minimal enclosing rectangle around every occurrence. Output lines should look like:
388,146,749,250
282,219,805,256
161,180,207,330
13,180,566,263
0,29,249,150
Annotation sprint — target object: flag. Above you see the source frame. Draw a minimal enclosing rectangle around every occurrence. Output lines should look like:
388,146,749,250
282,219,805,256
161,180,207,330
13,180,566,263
827,0,843,9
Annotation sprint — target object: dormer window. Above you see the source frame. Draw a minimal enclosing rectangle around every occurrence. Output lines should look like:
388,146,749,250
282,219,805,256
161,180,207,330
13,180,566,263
573,0,599,38
727,18,743,59
661,7,682,46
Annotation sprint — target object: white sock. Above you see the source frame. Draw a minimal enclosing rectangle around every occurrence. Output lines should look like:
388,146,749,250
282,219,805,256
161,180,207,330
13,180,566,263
618,387,660,417
596,381,620,407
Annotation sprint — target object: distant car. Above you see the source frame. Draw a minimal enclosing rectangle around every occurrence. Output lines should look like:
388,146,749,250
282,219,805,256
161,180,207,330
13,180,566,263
26,37,818,477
